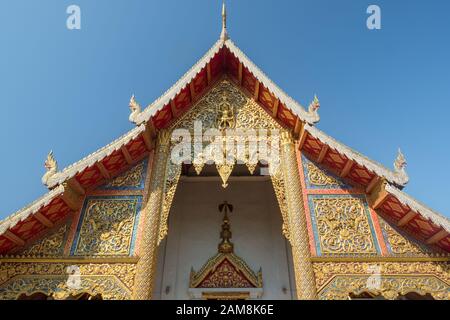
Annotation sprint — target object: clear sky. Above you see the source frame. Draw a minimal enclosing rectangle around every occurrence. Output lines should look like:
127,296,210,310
0,0,449,219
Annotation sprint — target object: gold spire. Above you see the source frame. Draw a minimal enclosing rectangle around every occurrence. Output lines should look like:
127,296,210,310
220,1,229,41
218,201,234,253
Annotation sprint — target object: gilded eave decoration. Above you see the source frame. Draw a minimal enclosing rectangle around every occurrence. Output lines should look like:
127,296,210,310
313,261,450,300
378,217,441,257
71,196,142,256
0,262,136,300
19,223,69,257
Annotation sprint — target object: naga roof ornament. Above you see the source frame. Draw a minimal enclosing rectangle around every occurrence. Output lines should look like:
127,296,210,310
128,94,141,124
307,95,320,123
394,148,409,186
41,151,58,187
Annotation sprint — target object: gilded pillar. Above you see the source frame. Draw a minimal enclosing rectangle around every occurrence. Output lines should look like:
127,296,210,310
280,132,318,300
133,130,171,300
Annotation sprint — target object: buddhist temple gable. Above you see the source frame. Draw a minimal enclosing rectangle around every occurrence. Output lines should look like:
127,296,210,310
0,6,449,256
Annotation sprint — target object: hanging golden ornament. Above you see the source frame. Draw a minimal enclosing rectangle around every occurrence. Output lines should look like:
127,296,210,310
246,162,257,175
193,162,204,175
216,163,234,188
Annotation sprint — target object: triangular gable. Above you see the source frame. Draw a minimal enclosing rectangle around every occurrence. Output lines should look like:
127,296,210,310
377,216,440,256
1,15,449,255
190,253,262,289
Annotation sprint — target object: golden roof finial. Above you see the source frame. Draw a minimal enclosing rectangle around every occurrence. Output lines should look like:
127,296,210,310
220,1,229,41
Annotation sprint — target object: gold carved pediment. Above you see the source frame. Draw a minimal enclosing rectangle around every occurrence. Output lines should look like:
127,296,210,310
190,253,262,289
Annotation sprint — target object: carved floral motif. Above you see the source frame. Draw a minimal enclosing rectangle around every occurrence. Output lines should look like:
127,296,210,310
103,161,145,189
73,197,141,256
312,196,378,255
306,162,341,187
0,262,136,300
21,224,68,257
379,218,429,256
313,262,450,300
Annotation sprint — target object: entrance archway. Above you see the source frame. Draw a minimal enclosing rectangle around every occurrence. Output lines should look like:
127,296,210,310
152,164,296,300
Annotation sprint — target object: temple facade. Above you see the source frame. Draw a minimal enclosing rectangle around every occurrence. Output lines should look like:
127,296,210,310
0,5,449,300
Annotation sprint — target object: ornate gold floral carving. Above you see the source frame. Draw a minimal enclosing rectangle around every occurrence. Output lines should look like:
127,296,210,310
270,167,290,241
313,261,450,300
160,78,289,242
307,162,341,187
169,78,283,184
170,79,281,132
379,218,428,256
313,197,378,255
158,160,181,245
104,162,145,188
74,198,140,256
0,262,136,300
21,224,68,257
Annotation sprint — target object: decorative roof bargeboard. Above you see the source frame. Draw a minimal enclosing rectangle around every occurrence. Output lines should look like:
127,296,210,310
0,185,65,235
305,124,409,187
385,184,450,233
133,39,320,126
45,124,146,188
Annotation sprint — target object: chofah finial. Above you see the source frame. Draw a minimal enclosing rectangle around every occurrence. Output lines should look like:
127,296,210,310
394,148,409,185
42,151,58,187
220,1,229,41
128,94,141,124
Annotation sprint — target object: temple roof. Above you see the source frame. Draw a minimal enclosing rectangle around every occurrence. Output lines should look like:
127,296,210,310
0,5,449,254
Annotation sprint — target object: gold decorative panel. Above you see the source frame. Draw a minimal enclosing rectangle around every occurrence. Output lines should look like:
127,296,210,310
379,218,431,256
190,201,263,289
170,79,282,132
310,196,379,255
21,223,68,257
0,262,135,300
302,155,349,189
313,262,450,300
72,196,142,256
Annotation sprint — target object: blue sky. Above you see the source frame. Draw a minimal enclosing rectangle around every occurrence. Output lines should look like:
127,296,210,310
0,0,449,219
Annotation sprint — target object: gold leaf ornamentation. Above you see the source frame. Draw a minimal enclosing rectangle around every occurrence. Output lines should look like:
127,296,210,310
307,162,341,187
313,262,450,300
379,218,429,256
21,224,68,257
103,162,145,189
74,198,140,256
0,262,136,300
313,197,378,255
